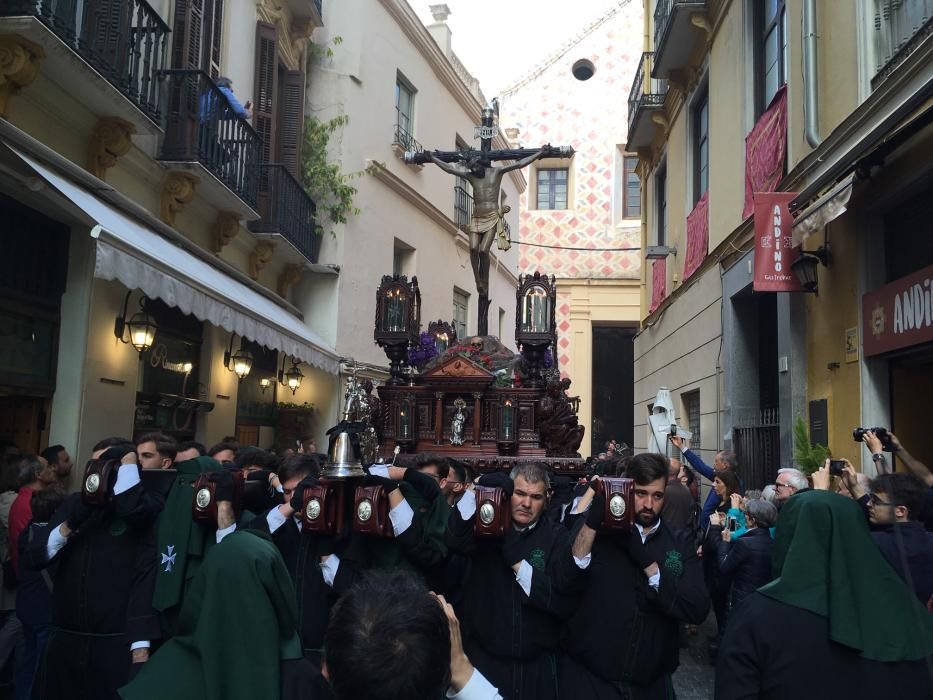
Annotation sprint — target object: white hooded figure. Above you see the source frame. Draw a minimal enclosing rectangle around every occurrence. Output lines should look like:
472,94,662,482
647,388,692,455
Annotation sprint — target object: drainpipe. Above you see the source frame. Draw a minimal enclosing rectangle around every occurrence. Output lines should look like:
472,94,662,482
803,0,821,148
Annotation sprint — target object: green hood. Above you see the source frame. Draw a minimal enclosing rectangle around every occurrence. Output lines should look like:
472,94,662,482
762,489,933,662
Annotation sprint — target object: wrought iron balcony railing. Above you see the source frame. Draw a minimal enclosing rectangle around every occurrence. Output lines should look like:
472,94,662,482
454,184,472,232
394,109,423,153
2,0,170,122
627,52,668,136
158,70,261,208
249,164,319,264
871,0,932,87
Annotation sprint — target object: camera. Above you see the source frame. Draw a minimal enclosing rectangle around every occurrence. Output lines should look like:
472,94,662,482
727,516,738,532
852,427,894,452
829,459,846,477
669,425,678,437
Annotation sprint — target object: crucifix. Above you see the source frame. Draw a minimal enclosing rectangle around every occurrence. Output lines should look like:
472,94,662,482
405,102,573,337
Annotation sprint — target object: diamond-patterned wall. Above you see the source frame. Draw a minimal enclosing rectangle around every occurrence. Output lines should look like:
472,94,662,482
500,3,643,371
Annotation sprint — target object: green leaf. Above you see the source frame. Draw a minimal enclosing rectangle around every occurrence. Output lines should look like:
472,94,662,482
792,416,831,474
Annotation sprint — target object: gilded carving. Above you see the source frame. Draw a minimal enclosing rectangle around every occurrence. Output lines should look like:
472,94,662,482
249,241,276,280
0,35,45,117
255,0,310,70
160,172,200,225
87,117,136,178
277,263,303,297
211,211,241,253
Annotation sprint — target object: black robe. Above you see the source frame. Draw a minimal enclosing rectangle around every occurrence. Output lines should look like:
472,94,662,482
560,519,709,699
460,517,582,700
249,510,363,660
28,484,163,700
716,592,933,699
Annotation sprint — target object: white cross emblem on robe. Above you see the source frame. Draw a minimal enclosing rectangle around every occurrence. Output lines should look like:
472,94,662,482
161,544,177,573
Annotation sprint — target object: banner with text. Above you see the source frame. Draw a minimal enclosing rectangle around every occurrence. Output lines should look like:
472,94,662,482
862,263,933,357
753,192,806,292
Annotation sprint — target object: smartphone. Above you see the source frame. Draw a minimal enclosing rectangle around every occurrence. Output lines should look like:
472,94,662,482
829,459,846,476
728,517,737,532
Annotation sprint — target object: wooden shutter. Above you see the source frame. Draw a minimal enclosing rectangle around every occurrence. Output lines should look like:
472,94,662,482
276,70,306,177
203,0,224,78
172,0,205,70
253,22,278,166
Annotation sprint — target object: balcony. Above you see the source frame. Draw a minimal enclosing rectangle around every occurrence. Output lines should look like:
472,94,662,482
0,0,170,132
652,0,707,78
158,70,261,217
626,52,668,151
871,1,933,88
249,164,320,265
454,184,509,241
393,109,423,154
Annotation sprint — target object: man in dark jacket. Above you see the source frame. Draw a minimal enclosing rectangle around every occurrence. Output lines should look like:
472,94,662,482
453,463,587,700
867,472,933,604
717,498,777,617
27,443,164,699
563,452,710,699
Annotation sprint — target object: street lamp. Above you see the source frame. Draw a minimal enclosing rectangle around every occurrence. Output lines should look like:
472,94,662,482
114,291,157,353
259,377,272,394
278,355,304,394
224,334,253,379
790,247,829,293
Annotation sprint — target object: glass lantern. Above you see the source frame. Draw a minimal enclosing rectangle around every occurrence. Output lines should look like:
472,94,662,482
520,286,550,334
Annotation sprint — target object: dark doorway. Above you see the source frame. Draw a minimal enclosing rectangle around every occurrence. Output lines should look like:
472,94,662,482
591,326,635,454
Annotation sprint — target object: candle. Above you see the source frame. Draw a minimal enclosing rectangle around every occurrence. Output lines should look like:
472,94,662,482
503,401,513,440
400,408,410,439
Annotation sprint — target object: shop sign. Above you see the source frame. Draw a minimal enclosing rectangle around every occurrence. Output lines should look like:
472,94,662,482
863,264,933,357
753,192,806,292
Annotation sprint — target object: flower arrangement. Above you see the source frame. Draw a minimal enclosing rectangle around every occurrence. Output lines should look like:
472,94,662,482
408,331,438,370
447,342,495,369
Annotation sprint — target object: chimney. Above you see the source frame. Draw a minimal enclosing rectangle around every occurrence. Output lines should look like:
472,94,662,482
427,4,452,57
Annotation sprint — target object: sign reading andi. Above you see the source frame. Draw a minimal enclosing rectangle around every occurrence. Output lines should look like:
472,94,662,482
863,264,933,357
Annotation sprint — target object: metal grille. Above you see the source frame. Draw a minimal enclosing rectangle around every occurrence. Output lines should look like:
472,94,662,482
683,390,701,449
627,52,668,136
248,164,318,263
732,407,781,491
871,1,932,87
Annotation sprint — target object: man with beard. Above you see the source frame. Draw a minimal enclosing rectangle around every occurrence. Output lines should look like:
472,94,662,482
453,463,587,700
562,453,709,699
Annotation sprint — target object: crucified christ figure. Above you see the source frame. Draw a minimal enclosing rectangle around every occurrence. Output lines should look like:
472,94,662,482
429,148,546,336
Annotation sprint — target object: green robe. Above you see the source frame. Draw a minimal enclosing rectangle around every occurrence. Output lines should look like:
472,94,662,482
120,529,303,700
152,457,223,615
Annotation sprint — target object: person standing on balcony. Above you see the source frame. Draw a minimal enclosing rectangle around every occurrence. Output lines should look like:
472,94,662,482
213,77,252,120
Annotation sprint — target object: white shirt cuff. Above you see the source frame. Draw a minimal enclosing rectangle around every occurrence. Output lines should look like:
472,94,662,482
216,523,236,543
321,553,340,587
446,667,503,699
266,506,289,534
368,465,390,479
275,484,284,494
112,464,141,495
569,495,590,515
514,560,533,596
130,641,150,651
648,570,661,590
457,489,477,520
47,524,68,560
389,498,415,536
573,553,592,570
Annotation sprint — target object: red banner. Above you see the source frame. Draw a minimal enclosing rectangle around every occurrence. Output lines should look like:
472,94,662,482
753,192,806,292
650,258,666,312
684,191,709,281
743,86,788,220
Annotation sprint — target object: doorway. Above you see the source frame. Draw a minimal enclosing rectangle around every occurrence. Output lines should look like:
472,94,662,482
591,326,635,454
0,396,48,453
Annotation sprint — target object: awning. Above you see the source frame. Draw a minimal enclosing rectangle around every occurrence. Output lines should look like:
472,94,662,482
11,148,339,375
791,173,855,247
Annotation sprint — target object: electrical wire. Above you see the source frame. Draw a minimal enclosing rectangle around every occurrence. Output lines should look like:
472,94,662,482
515,240,642,252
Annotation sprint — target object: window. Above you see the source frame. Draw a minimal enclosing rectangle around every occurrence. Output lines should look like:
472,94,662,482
395,75,415,149
692,89,709,204
536,168,569,210
757,0,787,114
622,156,641,219
454,137,471,231
682,390,701,449
453,288,469,339
655,165,667,246
393,239,414,277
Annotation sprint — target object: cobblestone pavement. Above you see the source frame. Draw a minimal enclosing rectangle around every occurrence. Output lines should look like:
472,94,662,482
672,614,717,699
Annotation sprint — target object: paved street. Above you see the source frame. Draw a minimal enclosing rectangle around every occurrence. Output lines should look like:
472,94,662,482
672,615,716,699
